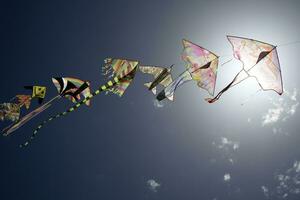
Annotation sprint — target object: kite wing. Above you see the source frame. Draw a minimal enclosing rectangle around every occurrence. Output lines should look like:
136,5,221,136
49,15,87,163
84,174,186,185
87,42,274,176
160,74,173,88
156,70,192,101
207,36,283,103
139,66,164,79
52,77,91,105
182,39,219,96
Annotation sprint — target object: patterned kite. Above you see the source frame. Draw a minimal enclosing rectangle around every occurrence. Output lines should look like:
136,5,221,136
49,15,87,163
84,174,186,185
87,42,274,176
157,39,219,101
20,58,139,147
0,103,20,122
139,65,173,95
102,58,138,97
206,36,283,103
15,95,32,109
24,85,47,104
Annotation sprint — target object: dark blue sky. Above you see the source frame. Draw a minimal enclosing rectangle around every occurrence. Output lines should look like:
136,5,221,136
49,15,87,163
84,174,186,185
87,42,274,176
1,0,300,200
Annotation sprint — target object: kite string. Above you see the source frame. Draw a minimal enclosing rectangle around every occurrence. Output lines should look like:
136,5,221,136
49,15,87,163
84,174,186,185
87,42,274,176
278,40,300,47
220,58,233,66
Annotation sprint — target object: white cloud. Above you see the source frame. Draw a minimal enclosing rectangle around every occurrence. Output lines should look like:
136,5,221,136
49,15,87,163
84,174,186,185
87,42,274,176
224,174,231,182
262,88,298,126
294,161,300,173
218,137,239,151
212,137,239,165
147,179,161,192
261,160,300,199
262,104,284,125
275,161,300,198
261,186,269,198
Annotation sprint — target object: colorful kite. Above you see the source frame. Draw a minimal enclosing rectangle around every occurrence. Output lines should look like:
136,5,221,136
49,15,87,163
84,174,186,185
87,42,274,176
24,85,47,104
206,36,283,103
20,58,139,147
102,58,138,97
0,103,20,122
139,65,173,95
52,77,91,105
157,39,219,101
15,95,32,109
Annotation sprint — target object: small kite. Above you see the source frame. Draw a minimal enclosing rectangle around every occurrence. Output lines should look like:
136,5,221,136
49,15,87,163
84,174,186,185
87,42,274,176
2,78,90,137
102,58,138,97
15,95,32,109
0,103,21,122
206,36,283,103
156,70,192,101
24,85,47,104
157,39,219,101
139,64,173,95
20,58,139,147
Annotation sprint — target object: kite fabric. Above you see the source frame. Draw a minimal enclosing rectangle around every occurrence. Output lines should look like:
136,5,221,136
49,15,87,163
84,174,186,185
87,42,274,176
206,36,283,103
139,65,173,95
20,58,139,148
156,70,192,101
182,39,219,96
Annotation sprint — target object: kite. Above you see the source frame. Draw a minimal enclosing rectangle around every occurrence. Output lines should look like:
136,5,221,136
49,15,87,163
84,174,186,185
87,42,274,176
24,85,47,104
157,39,219,101
206,36,283,103
20,58,139,147
139,65,173,95
15,95,32,109
52,77,91,105
0,103,20,122
102,58,137,97
2,78,90,136
156,70,192,101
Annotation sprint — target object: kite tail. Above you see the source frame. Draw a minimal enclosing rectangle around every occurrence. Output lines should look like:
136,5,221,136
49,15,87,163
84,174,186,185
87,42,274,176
20,77,122,148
